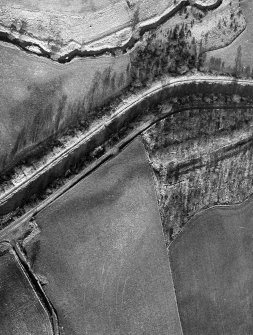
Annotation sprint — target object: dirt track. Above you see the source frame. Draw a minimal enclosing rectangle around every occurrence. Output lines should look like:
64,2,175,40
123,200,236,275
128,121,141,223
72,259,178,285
31,138,182,335
1,73,253,230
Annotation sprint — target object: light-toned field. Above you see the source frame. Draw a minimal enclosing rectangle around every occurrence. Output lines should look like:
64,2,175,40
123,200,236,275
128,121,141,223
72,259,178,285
205,0,253,75
0,42,130,172
0,0,224,58
0,0,178,57
0,0,243,173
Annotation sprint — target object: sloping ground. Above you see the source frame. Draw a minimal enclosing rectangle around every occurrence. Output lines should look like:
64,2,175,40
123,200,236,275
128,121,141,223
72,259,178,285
1,74,253,230
0,0,244,175
2,121,253,335
2,115,253,334
169,198,253,334
204,0,253,76
195,0,222,10
191,0,245,53
27,138,182,335
0,0,178,58
142,100,253,245
0,43,130,173
0,0,222,59
0,242,53,335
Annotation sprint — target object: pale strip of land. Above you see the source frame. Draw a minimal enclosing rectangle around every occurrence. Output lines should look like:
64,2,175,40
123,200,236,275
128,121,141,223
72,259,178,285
0,0,222,60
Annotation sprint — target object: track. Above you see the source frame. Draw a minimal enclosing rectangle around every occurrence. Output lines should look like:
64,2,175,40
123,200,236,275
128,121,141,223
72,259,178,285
0,73,253,234
0,0,222,62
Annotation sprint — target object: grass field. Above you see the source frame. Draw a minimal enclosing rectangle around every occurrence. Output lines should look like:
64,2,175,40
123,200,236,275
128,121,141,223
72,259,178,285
32,138,182,335
205,0,253,74
0,42,129,172
0,242,53,335
169,198,253,334
0,0,239,173
0,0,176,53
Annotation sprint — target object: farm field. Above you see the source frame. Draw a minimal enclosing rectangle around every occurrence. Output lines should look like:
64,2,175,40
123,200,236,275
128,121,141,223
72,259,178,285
0,242,53,335
169,198,253,334
0,0,177,55
31,138,182,335
0,0,242,175
1,0,253,333
0,42,129,172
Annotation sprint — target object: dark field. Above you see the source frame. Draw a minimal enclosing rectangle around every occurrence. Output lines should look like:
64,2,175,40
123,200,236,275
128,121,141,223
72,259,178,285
170,198,253,335
0,242,53,335
32,138,182,335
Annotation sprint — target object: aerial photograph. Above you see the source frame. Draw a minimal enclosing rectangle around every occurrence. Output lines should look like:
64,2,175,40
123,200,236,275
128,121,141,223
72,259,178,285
0,0,253,334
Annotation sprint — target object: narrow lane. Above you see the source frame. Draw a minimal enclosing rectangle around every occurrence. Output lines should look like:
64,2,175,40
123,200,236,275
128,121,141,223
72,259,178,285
0,242,53,335
32,138,182,335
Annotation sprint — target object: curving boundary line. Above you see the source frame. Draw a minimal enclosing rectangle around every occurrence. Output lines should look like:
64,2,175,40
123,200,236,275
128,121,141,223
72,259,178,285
1,73,253,237
0,240,59,335
169,193,253,251
0,0,223,62
194,0,222,10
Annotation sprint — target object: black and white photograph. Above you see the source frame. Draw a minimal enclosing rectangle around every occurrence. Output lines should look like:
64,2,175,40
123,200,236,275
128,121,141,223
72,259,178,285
0,0,252,334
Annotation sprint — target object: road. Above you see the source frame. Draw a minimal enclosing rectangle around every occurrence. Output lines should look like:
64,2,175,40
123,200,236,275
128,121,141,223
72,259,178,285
0,0,222,60
31,138,182,335
1,73,253,230
0,242,53,335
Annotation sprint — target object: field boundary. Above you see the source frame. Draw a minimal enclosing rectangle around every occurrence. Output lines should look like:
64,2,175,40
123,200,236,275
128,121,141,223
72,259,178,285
1,74,253,239
0,0,223,62
169,193,253,250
